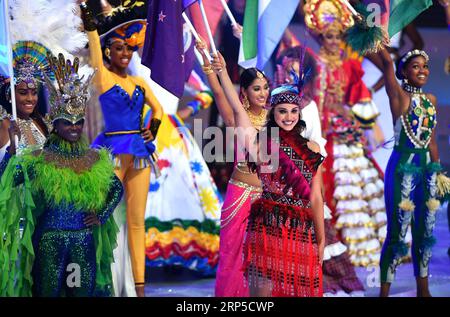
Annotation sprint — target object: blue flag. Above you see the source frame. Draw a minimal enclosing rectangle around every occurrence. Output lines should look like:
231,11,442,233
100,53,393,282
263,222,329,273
142,0,196,98
0,0,12,80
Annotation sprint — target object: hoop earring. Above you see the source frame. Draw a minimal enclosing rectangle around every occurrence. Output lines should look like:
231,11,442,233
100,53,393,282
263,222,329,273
242,95,250,110
104,48,111,58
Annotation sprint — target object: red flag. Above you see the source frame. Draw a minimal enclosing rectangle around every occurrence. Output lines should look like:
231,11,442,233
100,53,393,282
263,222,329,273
189,0,225,49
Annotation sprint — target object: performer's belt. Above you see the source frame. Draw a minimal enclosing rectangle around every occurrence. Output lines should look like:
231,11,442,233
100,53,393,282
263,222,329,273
394,145,428,154
104,130,141,136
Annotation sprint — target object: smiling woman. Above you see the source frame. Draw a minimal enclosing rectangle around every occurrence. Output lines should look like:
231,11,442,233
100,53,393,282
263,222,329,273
81,2,164,297
377,47,449,297
0,41,52,161
0,54,122,297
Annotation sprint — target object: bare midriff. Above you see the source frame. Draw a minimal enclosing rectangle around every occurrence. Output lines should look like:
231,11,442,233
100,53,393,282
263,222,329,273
230,164,262,189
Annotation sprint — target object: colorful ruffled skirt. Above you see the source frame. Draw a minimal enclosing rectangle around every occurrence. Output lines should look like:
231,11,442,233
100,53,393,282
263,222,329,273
144,114,222,276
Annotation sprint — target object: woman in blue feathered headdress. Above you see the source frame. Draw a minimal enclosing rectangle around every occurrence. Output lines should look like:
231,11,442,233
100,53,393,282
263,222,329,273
211,52,325,297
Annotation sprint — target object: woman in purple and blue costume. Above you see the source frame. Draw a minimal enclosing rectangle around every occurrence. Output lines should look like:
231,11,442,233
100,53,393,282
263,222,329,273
377,48,448,297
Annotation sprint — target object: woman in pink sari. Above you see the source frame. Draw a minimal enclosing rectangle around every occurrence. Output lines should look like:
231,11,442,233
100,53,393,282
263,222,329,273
196,41,269,297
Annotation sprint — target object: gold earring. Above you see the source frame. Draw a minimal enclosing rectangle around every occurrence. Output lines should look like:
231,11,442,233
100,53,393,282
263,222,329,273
105,48,111,58
242,95,250,110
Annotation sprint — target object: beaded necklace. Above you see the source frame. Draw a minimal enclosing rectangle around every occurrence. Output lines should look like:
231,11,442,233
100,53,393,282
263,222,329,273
400,92,436,148
402,82,423,94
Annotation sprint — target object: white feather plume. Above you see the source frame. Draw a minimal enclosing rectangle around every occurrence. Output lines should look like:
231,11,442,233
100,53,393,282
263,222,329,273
9,0,87,58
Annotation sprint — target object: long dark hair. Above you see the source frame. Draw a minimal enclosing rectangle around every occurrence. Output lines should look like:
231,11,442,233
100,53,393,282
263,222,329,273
0,83,50,136
264,105,306,139
239,67,270,102
247,105,306,173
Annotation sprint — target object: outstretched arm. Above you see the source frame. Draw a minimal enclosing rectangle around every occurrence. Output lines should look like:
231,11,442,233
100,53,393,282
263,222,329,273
80,2,108,92
213,53,253,131
195,40,235,127
369,48,403,121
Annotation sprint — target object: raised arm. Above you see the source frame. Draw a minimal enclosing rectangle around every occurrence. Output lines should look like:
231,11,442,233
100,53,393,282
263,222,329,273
212,53,253,131
195,40,235,127
80,3,107,90
369,48,403,120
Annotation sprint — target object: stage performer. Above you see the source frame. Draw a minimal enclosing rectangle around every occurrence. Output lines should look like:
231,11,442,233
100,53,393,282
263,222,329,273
304,0,387,267
377,47,449,297
195,40,269,296
80,2,163,296
0,54,122,297
212,51,325,297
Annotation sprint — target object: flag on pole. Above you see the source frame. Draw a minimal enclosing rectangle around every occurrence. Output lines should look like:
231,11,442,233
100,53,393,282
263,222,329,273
141,0,196,98
0,0,12,81
387,0,433,37
189,0,225,50
362,0,433,38
238,0,300,69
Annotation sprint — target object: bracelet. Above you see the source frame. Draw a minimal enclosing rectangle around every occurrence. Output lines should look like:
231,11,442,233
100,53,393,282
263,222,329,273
202,65,213,75
187,101,201,116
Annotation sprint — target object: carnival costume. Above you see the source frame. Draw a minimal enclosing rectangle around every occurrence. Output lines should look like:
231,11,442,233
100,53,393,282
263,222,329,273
242,84,325,297
304,0,387,267
214,69,267,297
0,54,122,296
380,50,449,283
0,0,88,160
81,3,163,288
0,41,52,160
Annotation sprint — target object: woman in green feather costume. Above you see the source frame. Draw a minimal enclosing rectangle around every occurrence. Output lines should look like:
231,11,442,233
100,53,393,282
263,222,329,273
0,54,123,297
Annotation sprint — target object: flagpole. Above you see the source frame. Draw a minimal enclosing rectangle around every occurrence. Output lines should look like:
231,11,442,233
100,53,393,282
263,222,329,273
219,0,237,26
3,0,16,120
182,12,212,61
342,0,358,16
197,0,217,55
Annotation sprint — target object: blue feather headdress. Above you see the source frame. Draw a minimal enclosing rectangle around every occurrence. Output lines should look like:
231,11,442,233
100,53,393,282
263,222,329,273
270,45,311,107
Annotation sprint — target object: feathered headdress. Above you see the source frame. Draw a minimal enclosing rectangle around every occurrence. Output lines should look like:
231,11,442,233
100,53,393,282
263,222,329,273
11,41,55,88
45,53,94,124
1,0,88,90
270,46,311,108
9,0,88,57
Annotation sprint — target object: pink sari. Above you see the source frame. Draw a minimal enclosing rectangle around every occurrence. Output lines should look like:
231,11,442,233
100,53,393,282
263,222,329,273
215,179,262,297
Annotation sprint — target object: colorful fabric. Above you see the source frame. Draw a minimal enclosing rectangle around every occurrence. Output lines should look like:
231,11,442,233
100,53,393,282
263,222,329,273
0,138,121,296
323,219,365,294
314,55,386,267
380,95,440,283
215,180,262,297
243,130,324,297
238,0,300,69
145,114,222,276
